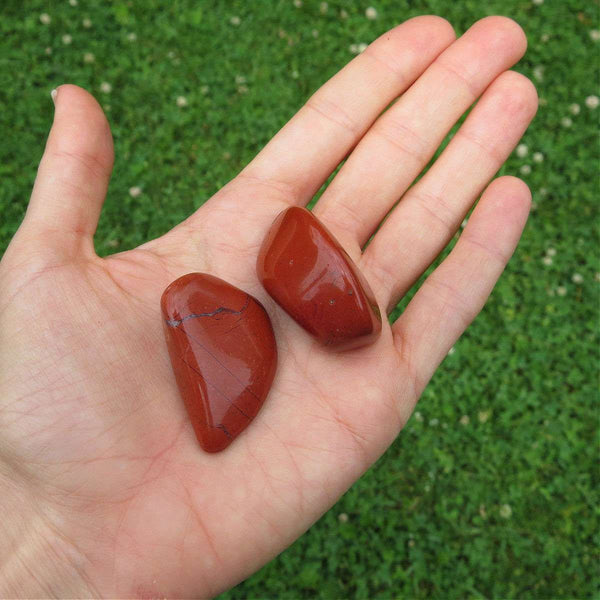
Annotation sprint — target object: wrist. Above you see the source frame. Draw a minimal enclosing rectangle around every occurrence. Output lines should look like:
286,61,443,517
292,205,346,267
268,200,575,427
0,467,96,598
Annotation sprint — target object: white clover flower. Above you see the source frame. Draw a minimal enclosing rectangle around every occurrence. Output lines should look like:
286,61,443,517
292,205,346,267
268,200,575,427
338,512,348,523
533,65,544,81
229,15,241,26
293,0,302,7
82,17,92,28
478,410,490,423
319,2,328,14
237,85,249,94
546,247,556,257
235,75,246,84
127,32,137,41
414,411,423,422
541,33,550,42
69,0,78,5
291,70,299,79
340,9,348,19
45,47,52,55
499,504,513,518
569,103,581,115
312,29,319,38
572,273,584,284
349,43,359,54
357,42,368,53
107,239,119,248
365,7,378,19
40,13,51,25
460,415,470,426
595,272,600,282
100,81,112,93
200,85,209,94
533,152,544,163
590,29,600,41
585,95,599,109
542,256,553,266
447,346,455,355
532,0,543,4
429,418,439,426
520,164,531,175
539,187,548,197
62,34,72,45
83,52,95,63
561,116,573,128
176,95,188,107
556,286,567,297
129,186,142,198
516,143,528,157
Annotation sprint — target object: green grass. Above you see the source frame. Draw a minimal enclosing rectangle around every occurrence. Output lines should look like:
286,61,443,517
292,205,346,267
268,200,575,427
1,1,598,598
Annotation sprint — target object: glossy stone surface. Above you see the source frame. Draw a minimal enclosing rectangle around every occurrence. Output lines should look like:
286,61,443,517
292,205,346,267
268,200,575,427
161,273,277,452
257,206,382,351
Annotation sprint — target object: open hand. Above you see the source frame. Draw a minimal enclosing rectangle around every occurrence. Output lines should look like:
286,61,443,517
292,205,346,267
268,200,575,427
0,15,536,598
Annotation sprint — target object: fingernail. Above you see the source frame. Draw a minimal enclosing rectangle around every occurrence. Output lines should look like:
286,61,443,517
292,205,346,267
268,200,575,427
50,88,58,104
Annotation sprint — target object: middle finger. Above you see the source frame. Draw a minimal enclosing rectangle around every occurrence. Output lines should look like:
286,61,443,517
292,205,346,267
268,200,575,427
314,16,527,251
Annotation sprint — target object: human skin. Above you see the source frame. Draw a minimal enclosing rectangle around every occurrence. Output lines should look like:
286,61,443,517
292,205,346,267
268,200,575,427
0,15,536,599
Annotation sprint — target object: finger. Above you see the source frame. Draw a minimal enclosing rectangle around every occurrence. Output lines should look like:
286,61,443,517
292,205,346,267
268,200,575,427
393,176,530,397
314,16,527,250
239,16,455,205
23,84,114,257
362,70,538,310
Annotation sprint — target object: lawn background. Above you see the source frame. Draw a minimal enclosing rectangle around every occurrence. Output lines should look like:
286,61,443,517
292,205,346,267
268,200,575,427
1,1,598,598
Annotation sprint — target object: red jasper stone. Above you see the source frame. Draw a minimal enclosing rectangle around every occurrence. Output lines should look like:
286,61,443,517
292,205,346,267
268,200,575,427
161,273,277,452
257,206,382,351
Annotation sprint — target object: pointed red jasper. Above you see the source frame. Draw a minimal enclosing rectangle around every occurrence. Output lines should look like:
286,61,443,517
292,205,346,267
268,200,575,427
161,273,277,452
257,207,382,351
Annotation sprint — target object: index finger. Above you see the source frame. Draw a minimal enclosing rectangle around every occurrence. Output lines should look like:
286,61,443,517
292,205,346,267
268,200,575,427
240,16,455,205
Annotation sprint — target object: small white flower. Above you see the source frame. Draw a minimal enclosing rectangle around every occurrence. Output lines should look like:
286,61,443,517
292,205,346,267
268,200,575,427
312,29,319,38
107,239,119,248
533,152,544,163
533,65,544,81
532,0,543,4
40,13,51,25
349,43,359,54
293,0,302,7
357,42,368,53
45,47,52,55
429,418,439,427
319,2,328,14
62,34,72,45
340,9,348,19
229,15,241,26
520,164,531,175
585,95,599,109
478,410,490,423
447,346,455,355
365,6,378,20
414,411,423,423
238,85,249,94
572,273,584,284
569,103,581,115
541,33,550,43
539,187,548,197
460,415,470,426
127,32,137,41
82,17,92,28
176,95,188,107
595,272,600,282
590,29,600,41
201,85,209,95
461,218,468,229
83,52,95,63
129,186,142,198
338,512,348,523
516,143,528,157
542,256,553,266
291,70,299,79
499,504,513,518
69,0,78,5
546,247,556,257
235,75,246,85
539,97,548,107
556,286,567,297
479,504,487,518
408,539,415,547
561,116,573,128
100,81,112,93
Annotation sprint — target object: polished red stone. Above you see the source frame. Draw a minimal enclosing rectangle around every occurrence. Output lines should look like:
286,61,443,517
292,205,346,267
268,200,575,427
161,273,277,452
257,206,382,351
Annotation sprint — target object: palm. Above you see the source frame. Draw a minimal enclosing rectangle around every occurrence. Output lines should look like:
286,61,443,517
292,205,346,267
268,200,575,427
0,16,536,598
